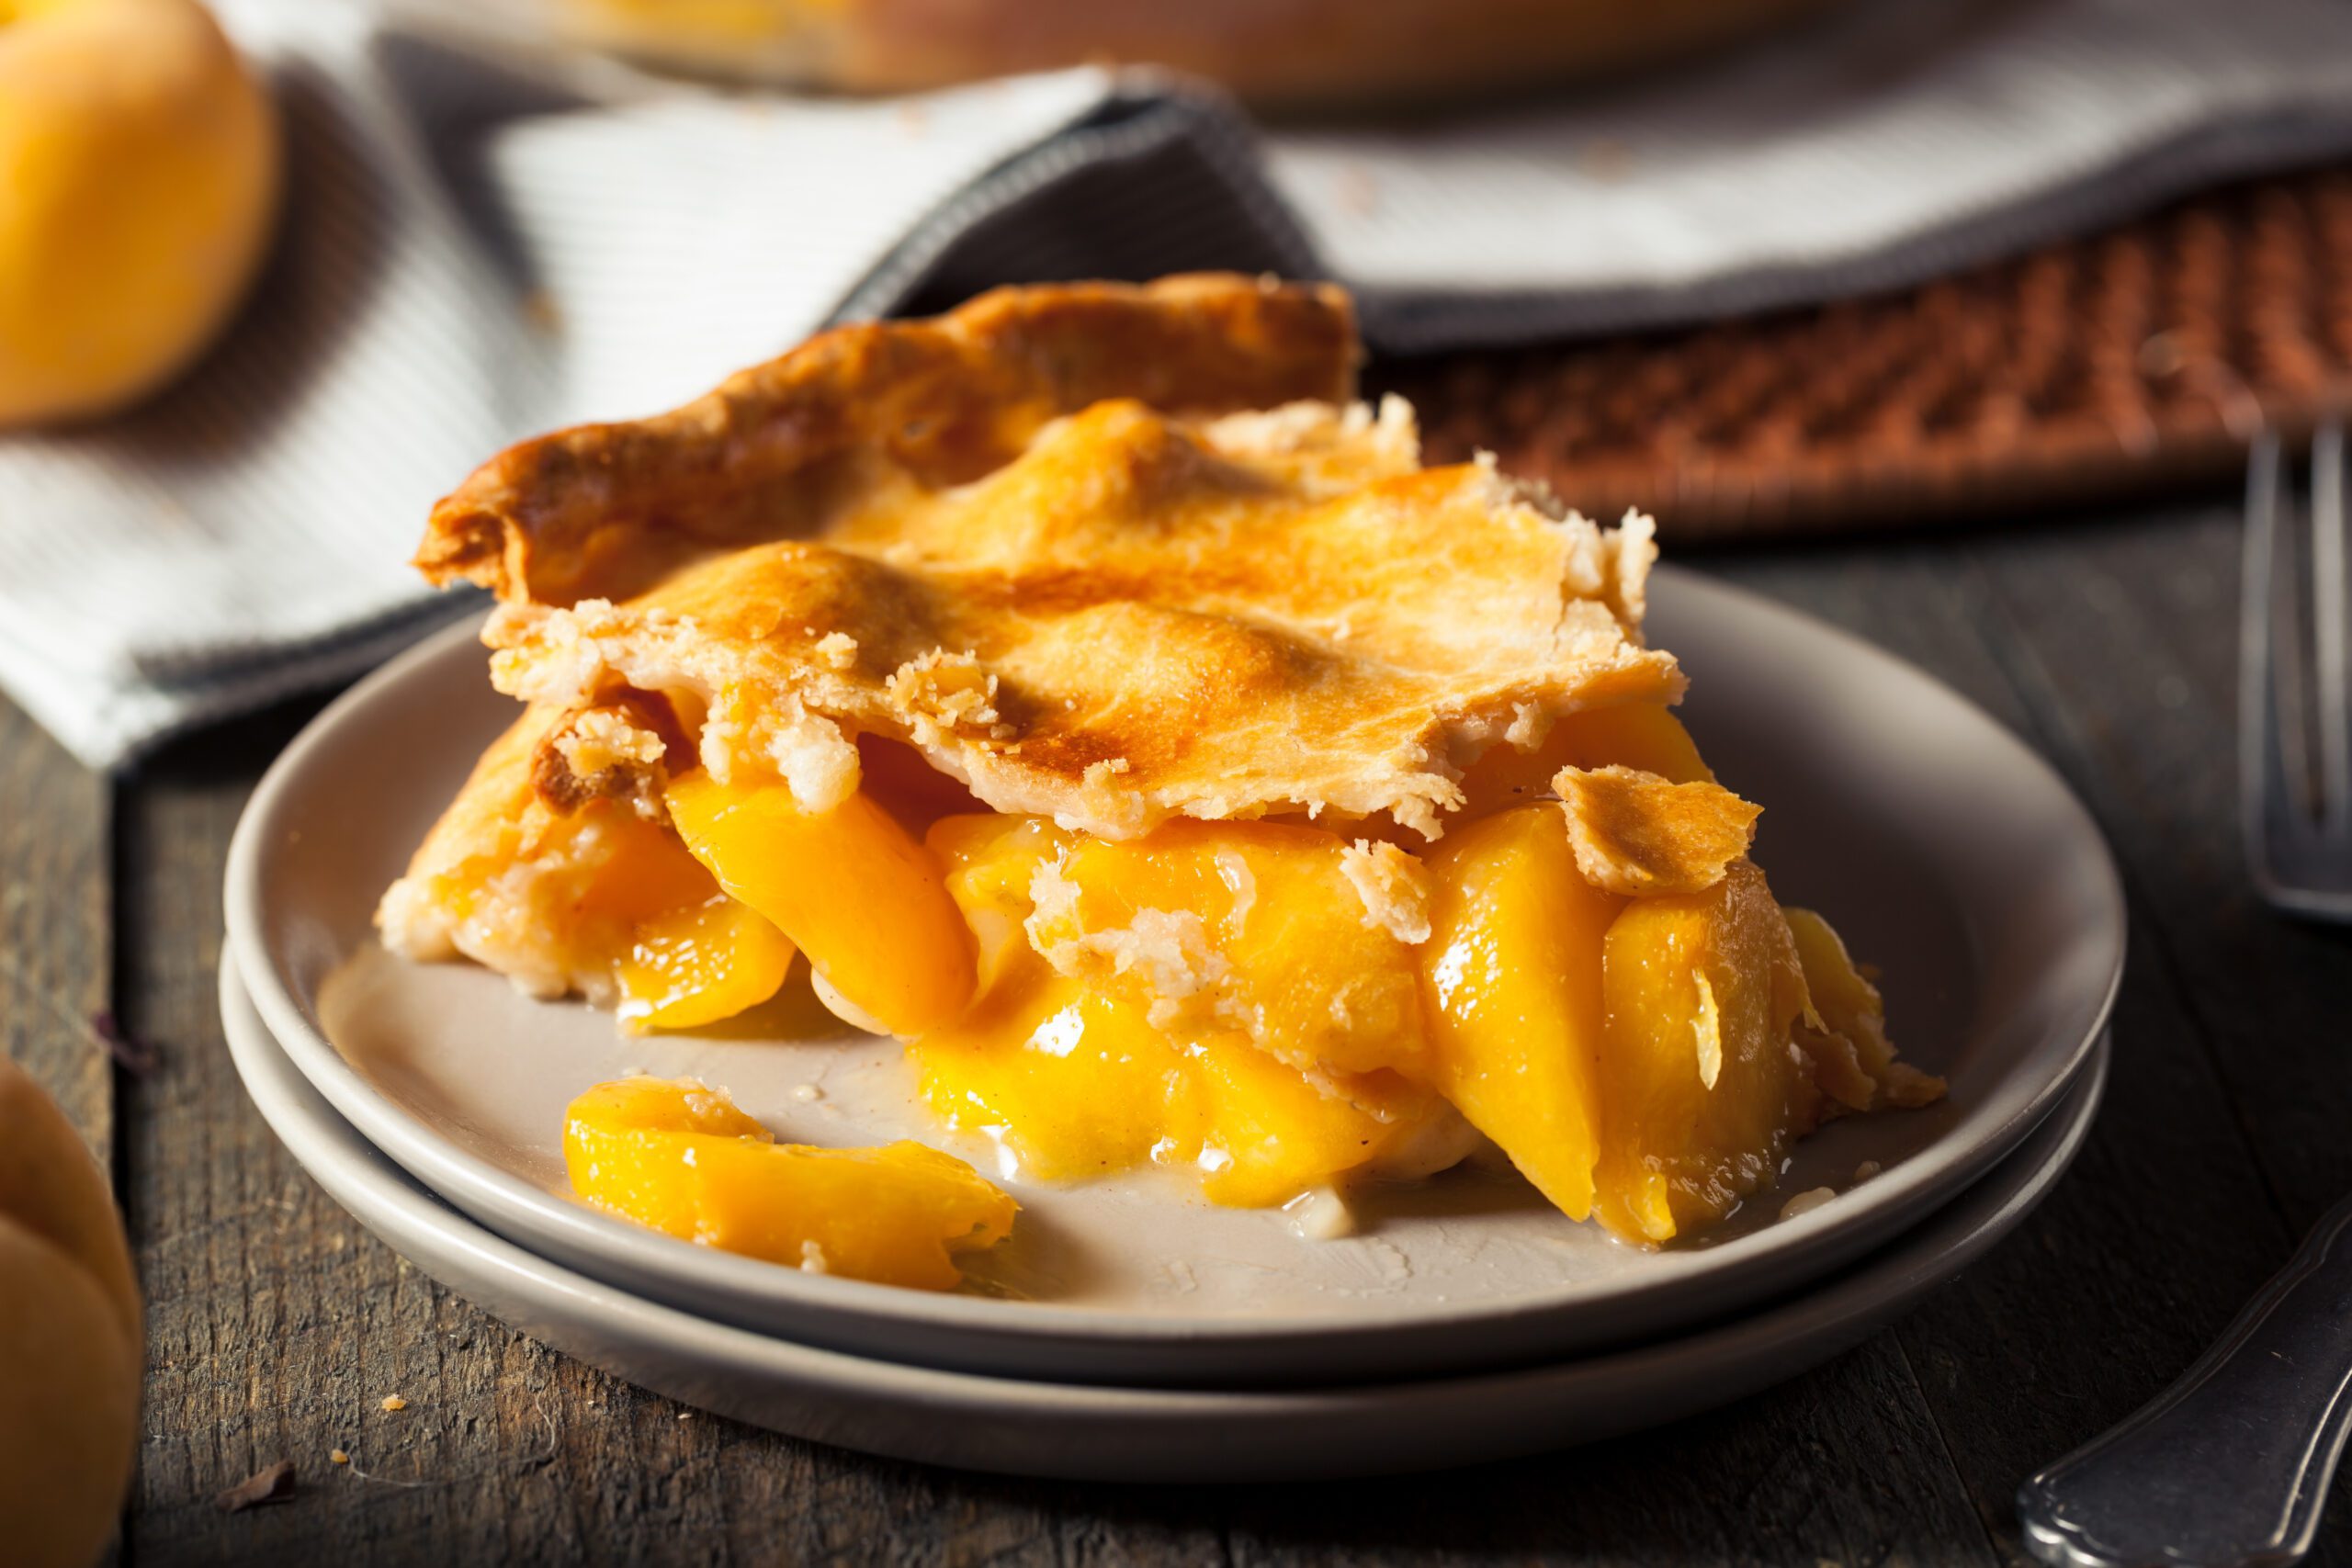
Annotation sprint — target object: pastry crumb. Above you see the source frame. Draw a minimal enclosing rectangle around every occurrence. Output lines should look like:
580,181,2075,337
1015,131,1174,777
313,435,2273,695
887,649,1002,743
379,1394,408,1413
814,630,858,671
1503,701,1553,750
330,1449,349,1466
1339,840,1432,944
1853,1160,1883,1182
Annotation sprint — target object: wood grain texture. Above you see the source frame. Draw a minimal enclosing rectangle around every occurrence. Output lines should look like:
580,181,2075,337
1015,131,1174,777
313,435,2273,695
1711,526,2320,1563
0,694,119,1568
63,494,2352,1564
0,697,110,1156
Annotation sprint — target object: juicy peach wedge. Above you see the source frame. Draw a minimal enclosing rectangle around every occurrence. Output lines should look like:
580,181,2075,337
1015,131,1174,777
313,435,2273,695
1419,805,1624,1219
563,1077,1015,1291
1594,860,1821,1244
665,769,976,1036
614,897,797,1033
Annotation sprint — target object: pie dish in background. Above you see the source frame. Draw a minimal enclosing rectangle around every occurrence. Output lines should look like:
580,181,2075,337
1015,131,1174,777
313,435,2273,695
512,0,1849,108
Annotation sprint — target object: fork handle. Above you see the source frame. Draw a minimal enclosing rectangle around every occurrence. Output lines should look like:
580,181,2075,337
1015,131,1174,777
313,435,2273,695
2017,1190,2352,1568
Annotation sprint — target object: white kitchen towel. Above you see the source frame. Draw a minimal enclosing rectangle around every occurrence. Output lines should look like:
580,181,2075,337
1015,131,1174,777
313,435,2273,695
6,0,2352,769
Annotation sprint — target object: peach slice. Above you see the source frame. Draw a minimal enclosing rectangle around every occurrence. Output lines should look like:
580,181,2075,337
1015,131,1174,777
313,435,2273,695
614,897,797,1033
665,769,976,1036
563,1077,1015,1291
1419,804,1624,1219
1594,859,1820,1244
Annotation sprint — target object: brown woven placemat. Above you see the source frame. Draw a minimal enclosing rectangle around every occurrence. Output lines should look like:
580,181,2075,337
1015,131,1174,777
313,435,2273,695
1378,164,2352,541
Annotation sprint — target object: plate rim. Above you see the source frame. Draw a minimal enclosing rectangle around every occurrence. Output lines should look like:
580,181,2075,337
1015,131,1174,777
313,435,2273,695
220,953,2109,1479
222,566,2127,1373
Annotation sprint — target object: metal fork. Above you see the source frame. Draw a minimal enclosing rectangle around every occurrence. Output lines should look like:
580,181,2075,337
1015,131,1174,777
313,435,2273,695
2244,423,2352,915
2016,423,2352,1568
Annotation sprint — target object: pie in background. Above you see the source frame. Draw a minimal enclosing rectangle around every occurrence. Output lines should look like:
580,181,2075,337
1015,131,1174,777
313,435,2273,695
379,273,1942,1253
521,0,1850,109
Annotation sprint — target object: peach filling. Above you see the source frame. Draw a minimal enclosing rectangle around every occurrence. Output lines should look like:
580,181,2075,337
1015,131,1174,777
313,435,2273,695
913,815,1464,1209
566,700,1935,1245
1419,805,1624,1222
562,1076,1016,1290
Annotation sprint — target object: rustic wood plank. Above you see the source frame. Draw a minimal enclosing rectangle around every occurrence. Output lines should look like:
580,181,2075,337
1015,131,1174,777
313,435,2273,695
1955,511,2352,1568
1966,505,2352,1230
0,698,119,1567
1218,1337,1996,1568
0,696,112,1158
114,700,651,1566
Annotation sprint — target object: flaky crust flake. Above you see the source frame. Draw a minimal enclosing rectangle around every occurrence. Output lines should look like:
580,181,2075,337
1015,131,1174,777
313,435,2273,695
1554,764,1761,897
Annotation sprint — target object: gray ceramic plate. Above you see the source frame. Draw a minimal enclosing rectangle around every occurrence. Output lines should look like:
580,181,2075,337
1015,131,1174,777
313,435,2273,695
223,568,2124,1387
221,956,2108,1482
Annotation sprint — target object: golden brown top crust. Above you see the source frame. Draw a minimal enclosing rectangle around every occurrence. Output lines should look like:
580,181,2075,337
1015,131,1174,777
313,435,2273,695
1554,764,1760,896
487,392,1679,840
415,275,1360,608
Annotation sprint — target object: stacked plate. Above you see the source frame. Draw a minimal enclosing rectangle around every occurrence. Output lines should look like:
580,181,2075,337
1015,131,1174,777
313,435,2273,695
220,570,2124,1482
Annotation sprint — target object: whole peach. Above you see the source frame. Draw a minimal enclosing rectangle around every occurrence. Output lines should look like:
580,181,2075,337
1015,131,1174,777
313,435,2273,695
0,1055,142,1568
0,0,279,426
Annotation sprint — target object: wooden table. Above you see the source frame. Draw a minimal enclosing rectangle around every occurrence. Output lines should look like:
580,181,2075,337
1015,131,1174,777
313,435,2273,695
9,485,2347,1566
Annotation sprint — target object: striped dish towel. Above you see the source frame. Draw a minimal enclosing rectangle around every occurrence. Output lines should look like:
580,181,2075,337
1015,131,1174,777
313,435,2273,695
6,0,2352,768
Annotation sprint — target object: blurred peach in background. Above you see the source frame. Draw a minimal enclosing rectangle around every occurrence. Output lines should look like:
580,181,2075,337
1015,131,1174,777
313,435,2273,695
0,0,278,428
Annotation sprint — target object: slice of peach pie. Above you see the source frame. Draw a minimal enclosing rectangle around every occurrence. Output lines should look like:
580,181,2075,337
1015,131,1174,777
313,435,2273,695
379,274,1942,1248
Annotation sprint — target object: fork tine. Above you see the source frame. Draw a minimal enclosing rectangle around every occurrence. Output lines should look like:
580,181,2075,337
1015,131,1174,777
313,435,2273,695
2313,422,2351,832
2241,430,2298,873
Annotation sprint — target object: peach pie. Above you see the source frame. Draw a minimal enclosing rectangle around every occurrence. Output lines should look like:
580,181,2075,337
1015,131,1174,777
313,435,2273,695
379,274,1942,1249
